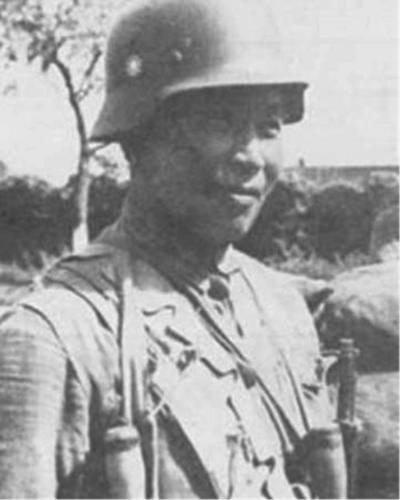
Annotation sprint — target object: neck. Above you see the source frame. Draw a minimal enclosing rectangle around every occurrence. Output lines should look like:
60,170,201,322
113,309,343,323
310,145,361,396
119,177,231,280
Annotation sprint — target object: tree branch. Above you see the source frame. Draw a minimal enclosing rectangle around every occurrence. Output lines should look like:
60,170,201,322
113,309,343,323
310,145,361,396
88,143,108,155
76,45,102,101
51,55,87,159
83,45,102,80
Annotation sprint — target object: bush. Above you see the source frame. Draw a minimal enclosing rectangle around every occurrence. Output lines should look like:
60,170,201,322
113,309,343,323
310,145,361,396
0,170,397,268
0,174,129,266
0,176,73,266
239,172,399,262
88,175,128,238
366,172,399,214
308,181,373,259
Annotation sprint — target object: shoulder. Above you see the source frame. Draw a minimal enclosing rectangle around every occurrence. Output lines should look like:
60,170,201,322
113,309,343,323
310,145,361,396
0,248,119,376
231,247,292,285
39,243,121,333
0,302,65,355
0,302,68,405
30,242,123,343
232,248,310,310
232,249,321,364
4,243,127,397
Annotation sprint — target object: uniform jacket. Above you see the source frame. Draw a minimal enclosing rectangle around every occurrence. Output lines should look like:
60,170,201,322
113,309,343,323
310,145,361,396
0,222,331,498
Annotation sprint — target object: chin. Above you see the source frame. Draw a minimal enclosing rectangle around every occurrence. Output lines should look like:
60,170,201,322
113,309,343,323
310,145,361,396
202,218,257,247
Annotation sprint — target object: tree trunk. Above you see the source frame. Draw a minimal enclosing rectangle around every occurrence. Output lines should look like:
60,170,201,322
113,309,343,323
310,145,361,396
50,56,96,253
72,155,91,252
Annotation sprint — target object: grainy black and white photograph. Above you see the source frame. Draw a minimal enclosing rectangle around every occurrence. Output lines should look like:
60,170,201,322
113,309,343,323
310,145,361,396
0,0,398,498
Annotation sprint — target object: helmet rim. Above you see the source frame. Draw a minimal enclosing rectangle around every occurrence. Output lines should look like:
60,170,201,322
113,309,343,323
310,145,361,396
90,81,308,143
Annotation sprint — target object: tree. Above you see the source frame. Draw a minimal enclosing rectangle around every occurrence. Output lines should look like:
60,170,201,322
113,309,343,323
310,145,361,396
0,0,123,250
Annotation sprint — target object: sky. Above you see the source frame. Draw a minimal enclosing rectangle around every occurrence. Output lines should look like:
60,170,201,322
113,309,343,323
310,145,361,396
0,0,398,186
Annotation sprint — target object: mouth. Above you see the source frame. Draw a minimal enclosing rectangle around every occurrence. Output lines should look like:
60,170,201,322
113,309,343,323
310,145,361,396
225,186,260,197
210,184,262,212
214,183,261,198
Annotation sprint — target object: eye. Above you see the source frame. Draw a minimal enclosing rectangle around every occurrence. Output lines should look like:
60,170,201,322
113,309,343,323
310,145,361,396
186,109,233,135
205,117,231,134
256,118,282,138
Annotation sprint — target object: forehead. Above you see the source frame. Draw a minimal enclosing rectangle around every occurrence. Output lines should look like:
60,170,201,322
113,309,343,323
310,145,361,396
166,86,284,117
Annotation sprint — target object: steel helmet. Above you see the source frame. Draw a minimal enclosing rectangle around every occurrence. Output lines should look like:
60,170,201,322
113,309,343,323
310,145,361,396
91,0,308,143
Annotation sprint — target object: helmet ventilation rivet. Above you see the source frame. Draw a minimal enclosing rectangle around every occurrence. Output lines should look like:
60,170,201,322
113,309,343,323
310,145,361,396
172,50,184,62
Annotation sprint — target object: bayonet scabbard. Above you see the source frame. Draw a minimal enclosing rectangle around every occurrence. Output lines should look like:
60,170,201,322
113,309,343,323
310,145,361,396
337,338,361,499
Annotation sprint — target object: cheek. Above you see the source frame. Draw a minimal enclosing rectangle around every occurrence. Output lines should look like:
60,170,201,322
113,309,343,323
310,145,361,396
186,129,234,160
260,140,283,182
143,143,202,201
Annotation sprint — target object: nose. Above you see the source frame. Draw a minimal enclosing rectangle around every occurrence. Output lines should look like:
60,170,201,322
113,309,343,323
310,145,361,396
235,132,264,164
229,122,266,179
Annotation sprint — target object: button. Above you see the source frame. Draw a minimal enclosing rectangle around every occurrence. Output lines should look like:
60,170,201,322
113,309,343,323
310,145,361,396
208,275,230,302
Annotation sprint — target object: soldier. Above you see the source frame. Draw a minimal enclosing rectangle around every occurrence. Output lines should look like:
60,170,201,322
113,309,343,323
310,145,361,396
0,0,347,497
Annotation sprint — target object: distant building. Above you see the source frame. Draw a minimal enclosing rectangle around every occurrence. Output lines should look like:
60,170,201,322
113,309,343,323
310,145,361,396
285,164,399,184
0,161,7,180
298,158,306,169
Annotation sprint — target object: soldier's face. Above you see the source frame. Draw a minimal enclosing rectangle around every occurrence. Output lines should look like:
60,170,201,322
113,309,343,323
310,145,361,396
136,87,283,246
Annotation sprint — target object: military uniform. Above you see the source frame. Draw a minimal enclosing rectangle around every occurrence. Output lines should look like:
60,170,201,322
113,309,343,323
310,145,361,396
0,203,332,498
